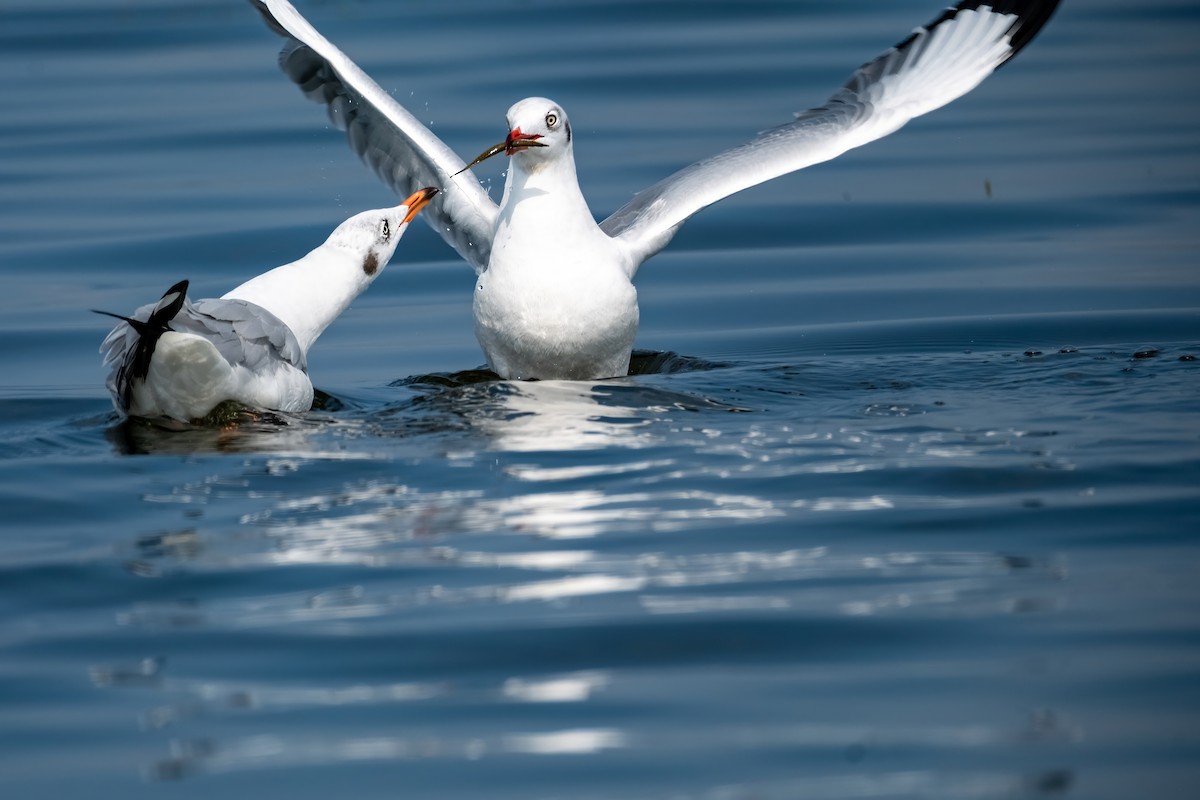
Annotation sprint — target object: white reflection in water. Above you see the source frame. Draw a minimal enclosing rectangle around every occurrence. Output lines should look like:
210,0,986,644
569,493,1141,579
502,573,646,602
126,377,1037,582
502,728,625,754
462,549,595,570
502,671,609,703
118,546,1059,633
239,481,785,555
93,659,613,732
148,714,1072,785
795,495,893,512
117,382,1063,643
639,595,792,614
496,488,783,538
507,458,676,482
475,380,654,453
153,727,627,779
689,422,1079,478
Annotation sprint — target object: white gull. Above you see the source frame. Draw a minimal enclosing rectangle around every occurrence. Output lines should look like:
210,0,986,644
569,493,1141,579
251,0,1061,380
96,188,437,422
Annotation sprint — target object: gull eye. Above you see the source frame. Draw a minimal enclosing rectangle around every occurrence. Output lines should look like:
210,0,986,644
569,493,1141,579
545,112,558,129
380,219,391,242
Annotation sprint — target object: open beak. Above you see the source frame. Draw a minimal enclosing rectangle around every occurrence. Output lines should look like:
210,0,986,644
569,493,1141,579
401,187,439,224
503,128,547,155
454,127,548,176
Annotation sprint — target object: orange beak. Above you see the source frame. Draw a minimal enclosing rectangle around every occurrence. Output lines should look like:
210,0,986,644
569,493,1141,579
401,187,439,224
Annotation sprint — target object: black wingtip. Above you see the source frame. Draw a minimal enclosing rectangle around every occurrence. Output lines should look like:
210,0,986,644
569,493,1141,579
999,0,1062,61
954,1,1063,65
888,1,1061,81
146,279,188,325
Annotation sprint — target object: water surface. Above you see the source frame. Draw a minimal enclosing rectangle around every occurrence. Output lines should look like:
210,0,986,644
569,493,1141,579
1,1,1198,798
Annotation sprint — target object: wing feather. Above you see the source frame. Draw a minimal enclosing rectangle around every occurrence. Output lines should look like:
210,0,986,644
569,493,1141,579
189,298,307,372
600,0,1061,273
251,0,497,272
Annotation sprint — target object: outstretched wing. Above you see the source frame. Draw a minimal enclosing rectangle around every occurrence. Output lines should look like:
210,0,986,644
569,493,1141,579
250,0,497,272
600,0,1061,274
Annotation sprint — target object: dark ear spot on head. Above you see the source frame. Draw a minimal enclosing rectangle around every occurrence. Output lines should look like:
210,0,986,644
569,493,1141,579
565,121,571,143
363,252,379,276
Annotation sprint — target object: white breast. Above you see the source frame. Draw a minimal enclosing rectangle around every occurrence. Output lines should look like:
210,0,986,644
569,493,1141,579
473,152,640,380
475,189,638,379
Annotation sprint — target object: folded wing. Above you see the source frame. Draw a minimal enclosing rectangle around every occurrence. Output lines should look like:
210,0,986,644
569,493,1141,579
100,292,307,414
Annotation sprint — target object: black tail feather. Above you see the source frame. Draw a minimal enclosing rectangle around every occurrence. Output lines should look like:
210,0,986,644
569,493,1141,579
95,280,190,409
92,308,147,331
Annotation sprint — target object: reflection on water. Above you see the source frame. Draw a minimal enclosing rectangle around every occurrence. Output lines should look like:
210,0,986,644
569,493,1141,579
96,353,1099,637
468,379,657,453
118,538,1061,632
148,727,628,781
3,0,1197,789
18,337,1190,797
74,351,1100,788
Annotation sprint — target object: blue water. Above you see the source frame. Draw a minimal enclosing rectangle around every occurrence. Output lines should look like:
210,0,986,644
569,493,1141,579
2,1,1199,797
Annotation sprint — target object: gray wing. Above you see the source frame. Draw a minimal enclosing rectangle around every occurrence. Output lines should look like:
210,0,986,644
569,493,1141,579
251,0,497,272
189,298,306,372
601,0,1061,274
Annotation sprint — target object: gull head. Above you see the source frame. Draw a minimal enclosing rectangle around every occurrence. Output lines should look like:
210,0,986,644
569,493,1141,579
327,187,438,277
457,97,572,175
504,97,571,162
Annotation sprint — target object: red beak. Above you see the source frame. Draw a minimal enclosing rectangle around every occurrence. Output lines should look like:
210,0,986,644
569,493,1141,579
505,127,545,156
453,127,549,177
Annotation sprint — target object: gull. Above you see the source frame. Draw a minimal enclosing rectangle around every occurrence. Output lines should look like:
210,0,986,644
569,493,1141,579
96,188,438,422
251,0,1061,380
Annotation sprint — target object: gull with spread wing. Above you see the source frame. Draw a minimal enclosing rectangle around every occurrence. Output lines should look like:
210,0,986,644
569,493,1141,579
96,188,437,422
251,0,1060,380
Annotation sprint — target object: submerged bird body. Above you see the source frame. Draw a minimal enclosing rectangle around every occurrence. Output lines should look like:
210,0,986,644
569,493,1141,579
105,288,310,421
252,0,1061,380
97,189,436,421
